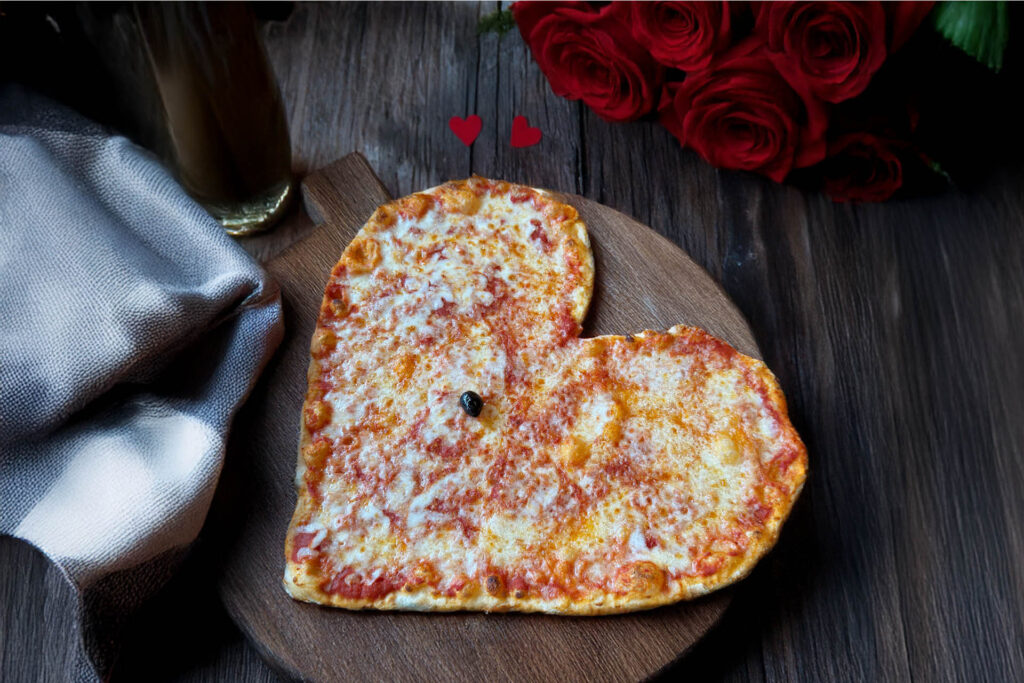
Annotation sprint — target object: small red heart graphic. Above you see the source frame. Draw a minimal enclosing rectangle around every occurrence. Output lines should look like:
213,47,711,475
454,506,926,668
510,115,542,148
449,115,482,146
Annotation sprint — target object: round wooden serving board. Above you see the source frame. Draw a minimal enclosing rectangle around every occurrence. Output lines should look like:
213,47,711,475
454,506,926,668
217,153,760,682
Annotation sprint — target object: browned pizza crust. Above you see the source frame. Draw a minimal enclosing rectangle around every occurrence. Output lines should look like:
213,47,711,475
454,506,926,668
283,177,806,614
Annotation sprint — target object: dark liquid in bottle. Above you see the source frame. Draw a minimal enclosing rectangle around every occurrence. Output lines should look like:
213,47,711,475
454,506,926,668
133,2,292,234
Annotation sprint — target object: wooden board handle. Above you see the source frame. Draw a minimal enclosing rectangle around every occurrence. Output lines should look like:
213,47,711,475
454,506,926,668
268,153,395,296
301,152,393,227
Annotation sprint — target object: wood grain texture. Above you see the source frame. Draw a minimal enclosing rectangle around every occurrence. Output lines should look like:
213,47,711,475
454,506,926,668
4,2,1024,681
217,152,757,682
0,538,81,682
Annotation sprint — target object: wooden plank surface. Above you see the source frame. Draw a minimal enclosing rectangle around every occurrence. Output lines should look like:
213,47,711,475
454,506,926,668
217,152,751,682
3,2,1024,681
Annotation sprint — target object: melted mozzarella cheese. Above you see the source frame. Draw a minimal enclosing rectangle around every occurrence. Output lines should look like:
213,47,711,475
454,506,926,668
286,180,805,610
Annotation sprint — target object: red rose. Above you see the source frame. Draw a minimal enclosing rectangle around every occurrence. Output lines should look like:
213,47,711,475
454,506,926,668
512,2,663,122
821,132,903,202
756,1,888,104
630,2,731,72
658,39,828,182
886,2,935,52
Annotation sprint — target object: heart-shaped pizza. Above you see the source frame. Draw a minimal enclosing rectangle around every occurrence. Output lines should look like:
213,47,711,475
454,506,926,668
284,178,807,614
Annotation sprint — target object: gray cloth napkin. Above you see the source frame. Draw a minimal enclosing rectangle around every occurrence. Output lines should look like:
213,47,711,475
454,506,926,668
0,84,284,680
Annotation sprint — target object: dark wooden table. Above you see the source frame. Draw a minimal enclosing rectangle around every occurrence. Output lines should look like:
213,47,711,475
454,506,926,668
3,3,1023,681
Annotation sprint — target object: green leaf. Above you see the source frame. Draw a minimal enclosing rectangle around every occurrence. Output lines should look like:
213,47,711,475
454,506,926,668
477,9,516,37
927,158,954,185
932,1,1009,71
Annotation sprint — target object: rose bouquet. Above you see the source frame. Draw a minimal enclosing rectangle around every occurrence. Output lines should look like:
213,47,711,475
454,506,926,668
490,1,1014,202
